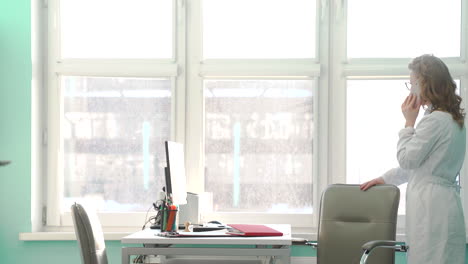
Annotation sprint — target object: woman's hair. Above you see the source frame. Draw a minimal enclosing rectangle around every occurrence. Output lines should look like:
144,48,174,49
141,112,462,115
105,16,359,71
408,54,465,127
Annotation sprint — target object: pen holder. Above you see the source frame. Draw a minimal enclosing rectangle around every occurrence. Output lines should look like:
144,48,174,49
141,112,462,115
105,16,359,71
162,205,178,232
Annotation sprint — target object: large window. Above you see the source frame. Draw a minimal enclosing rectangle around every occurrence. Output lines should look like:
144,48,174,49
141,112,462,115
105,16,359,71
42,0,468,231
347,0,461,58
346,80,461,217
204,80,314,213
60,0,173,59
343,0,466,231
346,80,424,215
203,0,316,59
198,0,317,224
45,0,180,226
62,76,171,212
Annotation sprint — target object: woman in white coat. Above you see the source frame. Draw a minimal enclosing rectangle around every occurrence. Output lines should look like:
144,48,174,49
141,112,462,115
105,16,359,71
360,54,466,264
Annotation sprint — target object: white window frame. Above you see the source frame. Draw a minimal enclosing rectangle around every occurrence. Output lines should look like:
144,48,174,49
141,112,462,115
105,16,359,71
459,0,468,232
44,0,186,228
38,0,468,235
330,0,468,234
185,0,323,228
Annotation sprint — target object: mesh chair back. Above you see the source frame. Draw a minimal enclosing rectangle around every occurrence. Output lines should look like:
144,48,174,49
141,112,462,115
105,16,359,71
71,203,109,264
317,184,400,264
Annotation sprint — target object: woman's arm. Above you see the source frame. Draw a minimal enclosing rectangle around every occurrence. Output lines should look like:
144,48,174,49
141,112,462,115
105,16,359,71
381,167,409,186
360,167,409,191
397,115,442,170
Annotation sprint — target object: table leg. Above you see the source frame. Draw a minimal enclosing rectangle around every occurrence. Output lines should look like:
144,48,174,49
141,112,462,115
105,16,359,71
272,246,290,264
279,254,290,264
122,247,130,264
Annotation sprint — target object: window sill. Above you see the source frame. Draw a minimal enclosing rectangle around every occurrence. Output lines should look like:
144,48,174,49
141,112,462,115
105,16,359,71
19,232,130,241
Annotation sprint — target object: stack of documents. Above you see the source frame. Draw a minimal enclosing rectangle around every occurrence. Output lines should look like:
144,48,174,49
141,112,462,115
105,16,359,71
157,224,283,238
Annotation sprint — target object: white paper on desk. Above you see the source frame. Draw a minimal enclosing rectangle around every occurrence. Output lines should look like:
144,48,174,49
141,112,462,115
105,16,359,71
175,230,231,237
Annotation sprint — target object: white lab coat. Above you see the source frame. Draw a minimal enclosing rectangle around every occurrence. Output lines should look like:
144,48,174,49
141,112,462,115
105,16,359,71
382,110,466,264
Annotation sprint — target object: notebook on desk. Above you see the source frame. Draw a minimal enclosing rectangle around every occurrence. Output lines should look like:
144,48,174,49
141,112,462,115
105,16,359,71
227,224,283,237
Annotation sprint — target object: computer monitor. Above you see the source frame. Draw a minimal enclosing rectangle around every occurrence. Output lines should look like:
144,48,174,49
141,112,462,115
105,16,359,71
164,141,187,205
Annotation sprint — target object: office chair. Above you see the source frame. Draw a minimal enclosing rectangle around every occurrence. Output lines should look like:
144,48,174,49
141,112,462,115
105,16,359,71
71,203,109,264
305,184,407,264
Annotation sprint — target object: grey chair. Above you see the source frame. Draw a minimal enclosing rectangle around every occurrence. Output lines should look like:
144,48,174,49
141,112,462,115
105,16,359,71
306,184,407,264
71,203,109,264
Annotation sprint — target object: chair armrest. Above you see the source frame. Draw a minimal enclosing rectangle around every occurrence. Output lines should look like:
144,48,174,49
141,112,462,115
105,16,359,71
305,241,318,248
291,237,317,248
360,240,408,264
362,240,408,252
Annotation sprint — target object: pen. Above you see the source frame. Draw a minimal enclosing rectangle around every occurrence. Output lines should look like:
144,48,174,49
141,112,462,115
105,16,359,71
162,204,168,231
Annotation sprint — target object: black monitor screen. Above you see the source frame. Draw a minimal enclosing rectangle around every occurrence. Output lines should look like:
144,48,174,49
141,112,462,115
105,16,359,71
164,141,187,205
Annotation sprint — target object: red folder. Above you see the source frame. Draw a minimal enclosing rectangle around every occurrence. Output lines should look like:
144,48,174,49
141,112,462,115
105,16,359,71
227,224,283,237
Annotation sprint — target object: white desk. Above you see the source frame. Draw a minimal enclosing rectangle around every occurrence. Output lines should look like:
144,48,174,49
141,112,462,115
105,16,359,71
121,224,291,264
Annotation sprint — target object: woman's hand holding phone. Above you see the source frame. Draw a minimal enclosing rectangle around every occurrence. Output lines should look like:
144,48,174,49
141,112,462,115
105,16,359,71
402,94,421,128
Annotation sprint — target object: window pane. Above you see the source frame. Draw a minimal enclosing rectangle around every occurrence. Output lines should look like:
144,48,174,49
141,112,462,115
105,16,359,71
347,0,461,58
346,79,460,214
204,80,314,213
203,0,316,59
60,0,173,59
62,76,171,212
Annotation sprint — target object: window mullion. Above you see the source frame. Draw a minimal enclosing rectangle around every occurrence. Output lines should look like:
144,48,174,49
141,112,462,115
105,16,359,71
200,60,320,78
46,0,62,227
328,0,347,185
313,0,330,228
462,76,468,230
175,0,186,144
461,0,468,61
53,60,178,77
185,0,204,194
463,0,468,228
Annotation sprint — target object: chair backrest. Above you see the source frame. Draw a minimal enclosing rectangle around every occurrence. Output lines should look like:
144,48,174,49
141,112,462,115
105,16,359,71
71,203,109,264
317,184,400,264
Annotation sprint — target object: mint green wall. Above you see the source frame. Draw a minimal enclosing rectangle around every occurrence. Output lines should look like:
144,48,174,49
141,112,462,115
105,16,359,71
0,1,465,264
0,0,123,263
